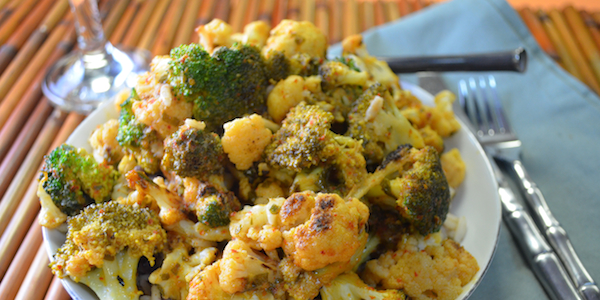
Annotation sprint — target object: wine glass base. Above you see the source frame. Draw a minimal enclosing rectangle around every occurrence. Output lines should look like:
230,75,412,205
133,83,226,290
42,43,150,114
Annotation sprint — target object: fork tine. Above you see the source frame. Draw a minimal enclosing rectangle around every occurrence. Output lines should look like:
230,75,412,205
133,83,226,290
458,79,473,125
487,75,511,134
468,77,487,137
478,76,496,136
459,79,480,136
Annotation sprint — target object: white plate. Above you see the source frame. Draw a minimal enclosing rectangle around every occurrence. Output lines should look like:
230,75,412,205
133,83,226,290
42,82,501,300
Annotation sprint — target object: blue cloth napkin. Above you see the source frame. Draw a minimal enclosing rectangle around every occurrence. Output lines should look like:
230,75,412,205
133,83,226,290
330,0,600,299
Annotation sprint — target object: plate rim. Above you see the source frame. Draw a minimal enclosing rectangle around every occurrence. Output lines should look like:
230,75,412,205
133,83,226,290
403,81,501,299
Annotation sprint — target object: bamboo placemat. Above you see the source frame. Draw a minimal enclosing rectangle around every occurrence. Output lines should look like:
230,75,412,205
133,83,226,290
0,1,598,299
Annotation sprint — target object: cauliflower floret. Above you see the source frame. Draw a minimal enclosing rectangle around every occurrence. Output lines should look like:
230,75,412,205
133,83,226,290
229,197,286,251
187,259,281,300
113,89,131,112
187,260,231,299
267,75,307,123
197,19,270,55
222,114,273,170
196,18,235,54
419,126,444,153
134,57,170,96
320,272,406,300
132,83,193,139
262,19,328,60
149,243,217,300
254,180,286,204
267,75,324,123
117,153,137,175
399,90,460,139
318,61,369,90
440,148,466,189
218,239,280,294
341,34,401,97
362,236,479,300
89,119,124,165
266,75,323,123
236,20,271,48
431,90,461,137
167,217,230,247
279,192,369,271
150,55,172,82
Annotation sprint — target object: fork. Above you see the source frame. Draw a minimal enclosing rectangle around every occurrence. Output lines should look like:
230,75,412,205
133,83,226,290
459,75,600,300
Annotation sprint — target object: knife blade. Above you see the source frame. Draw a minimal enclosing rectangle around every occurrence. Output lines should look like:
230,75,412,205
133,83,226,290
417,72,582,300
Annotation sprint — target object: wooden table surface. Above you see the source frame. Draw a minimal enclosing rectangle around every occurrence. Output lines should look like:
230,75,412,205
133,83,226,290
0,0,598,300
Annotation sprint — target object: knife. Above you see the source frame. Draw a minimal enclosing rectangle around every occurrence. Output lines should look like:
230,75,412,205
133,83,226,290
382,48,527,73
418,72,582,300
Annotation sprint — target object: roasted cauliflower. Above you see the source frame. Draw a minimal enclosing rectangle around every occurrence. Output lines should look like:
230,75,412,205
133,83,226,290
279,191,369,271
262,19,327,60
222,114,273,170
362,236,479,300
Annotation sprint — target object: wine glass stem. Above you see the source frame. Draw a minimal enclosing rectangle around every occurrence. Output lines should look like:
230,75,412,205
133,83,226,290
69,0,106,52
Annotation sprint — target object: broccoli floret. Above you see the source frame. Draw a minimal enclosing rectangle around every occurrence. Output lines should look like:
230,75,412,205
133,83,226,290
167,43,269,131
38,144,118,217
265,103,335,171
50,201,167,300
116,89,144,147
265,103,367,195
346,83,425,165
264,50,290,82
320,272,406,300
364,204,406,252
190,182,241,228
161,120,226,180
290,135,367,196
349,145,451,236
116,90,162,174
263,50,322,81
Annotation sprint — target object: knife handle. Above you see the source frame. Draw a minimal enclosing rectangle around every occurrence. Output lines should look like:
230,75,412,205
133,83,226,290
510,160,600,300
500,184,582,300
488,149,581,300
383,48,527,73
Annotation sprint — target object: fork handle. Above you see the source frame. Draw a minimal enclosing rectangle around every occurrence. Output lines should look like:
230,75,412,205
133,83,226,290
510,159,600,300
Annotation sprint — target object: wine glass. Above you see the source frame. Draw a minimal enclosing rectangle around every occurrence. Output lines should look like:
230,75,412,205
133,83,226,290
42,0,150,114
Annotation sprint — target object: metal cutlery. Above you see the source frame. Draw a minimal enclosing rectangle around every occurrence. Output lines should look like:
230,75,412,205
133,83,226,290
382,48,526,73
458,75,599,300
418,72,581,300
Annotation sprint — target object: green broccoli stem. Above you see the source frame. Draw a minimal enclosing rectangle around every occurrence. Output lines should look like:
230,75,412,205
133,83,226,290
353,234,380,273
79,250,141,300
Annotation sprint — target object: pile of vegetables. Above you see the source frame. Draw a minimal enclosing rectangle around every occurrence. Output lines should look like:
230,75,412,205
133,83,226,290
39,18,477,300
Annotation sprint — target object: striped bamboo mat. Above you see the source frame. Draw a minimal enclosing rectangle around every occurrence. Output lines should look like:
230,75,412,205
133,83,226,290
0,0,598,299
